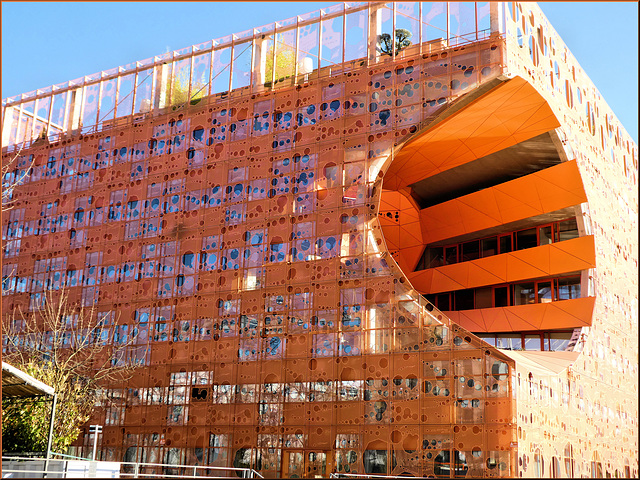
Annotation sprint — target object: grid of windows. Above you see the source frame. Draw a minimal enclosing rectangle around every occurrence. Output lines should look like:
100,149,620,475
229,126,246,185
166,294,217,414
416,218,579,270
425,275,581,312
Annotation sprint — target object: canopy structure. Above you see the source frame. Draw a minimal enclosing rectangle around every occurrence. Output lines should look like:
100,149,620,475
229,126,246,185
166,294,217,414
2,361,55,398
2,361,57,463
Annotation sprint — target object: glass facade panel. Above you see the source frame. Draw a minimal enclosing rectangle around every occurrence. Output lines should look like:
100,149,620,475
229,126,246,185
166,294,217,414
454,289,474,310
539,225,553,246
515,228,537,250
524,334,541,351
556,277,580,300
494,287,509,308
461,240,480,262
512,282,535,305
481,237,498,257
499,235,512,254
558,218,579,242
537,281,553,303
445,246,458,265
547,332,572,351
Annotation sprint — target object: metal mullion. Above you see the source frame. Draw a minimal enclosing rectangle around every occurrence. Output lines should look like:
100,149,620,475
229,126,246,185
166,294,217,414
318,14,324,70
27,100,37,141
229,41,235,93
446,2,450,45
249,35,256,94
392,3,396,61
187,52,195,105
131,67,140,116
342,7,346,65
208,44,215,97
419,1,423,56
365,5,370,65
114,73,123,119
169,56,177,106
14,106,24,146
78,82,88,132
44,91,54,138
271,30,277,86
96,78,104,127
294,19,300,81
475,2,479,40
150,61,158,113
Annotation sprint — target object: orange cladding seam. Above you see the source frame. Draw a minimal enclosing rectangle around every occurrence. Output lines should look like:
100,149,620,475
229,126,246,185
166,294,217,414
443,297,596,333
418,159,587,245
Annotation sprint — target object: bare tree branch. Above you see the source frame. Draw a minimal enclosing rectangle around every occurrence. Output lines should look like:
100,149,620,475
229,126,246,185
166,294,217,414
2,287,142,452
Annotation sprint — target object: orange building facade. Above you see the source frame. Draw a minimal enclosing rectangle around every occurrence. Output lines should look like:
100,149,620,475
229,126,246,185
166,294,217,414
2,2,637,478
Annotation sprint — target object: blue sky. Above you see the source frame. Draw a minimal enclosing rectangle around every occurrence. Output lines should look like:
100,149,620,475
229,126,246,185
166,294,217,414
2,2,637,142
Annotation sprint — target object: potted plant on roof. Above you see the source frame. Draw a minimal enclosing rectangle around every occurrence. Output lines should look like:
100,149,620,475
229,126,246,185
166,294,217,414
378,28,413,57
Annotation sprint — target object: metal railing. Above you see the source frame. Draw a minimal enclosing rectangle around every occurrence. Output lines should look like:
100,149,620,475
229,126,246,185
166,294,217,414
118,461,263,479
1,456,263,479
330,474,436,479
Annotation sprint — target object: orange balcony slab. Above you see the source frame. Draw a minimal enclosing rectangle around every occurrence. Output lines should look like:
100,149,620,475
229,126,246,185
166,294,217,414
444,296,595,333
408,235,595,294
419,160,587,245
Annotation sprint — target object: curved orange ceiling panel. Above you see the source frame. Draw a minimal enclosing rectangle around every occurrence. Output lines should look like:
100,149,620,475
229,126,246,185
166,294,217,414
384,75,561,191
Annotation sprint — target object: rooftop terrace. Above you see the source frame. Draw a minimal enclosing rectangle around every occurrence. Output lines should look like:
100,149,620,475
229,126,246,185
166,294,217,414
1,2,496,150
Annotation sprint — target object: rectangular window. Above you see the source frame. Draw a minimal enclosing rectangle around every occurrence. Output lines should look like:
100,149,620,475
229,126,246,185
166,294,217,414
537,281,553,303
435,293,450,311
494,286,509,307
539,225,553,246
363,450,387,475
499,235,512,254
512,282,535,305
557,218,579,242
454,289,474,311
428,247,444,268
524,334,541,350
477,334,496,346
546,332,572,351
497,334,522,350
556,277,580,300
461,240,480,262
445,246,458,265
481,237,498,258
515,228,537,250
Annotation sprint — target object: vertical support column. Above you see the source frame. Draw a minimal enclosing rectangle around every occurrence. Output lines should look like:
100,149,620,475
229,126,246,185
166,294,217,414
270,30,277,87
318,13,324,70
294,18,300,81
68,88,83,133
392,2,397,60
418,2,423,56
78,81,88,132
369,3,382,63
44,393,58,478
45,91,54,139
249,34,256,93
254,35,268,87
446,2,451,45
490,2,503,35
14,105,24,146
342,9,346,66
154,61,171,110
188,50,195,103
1,106,15,147
230,40,237,93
